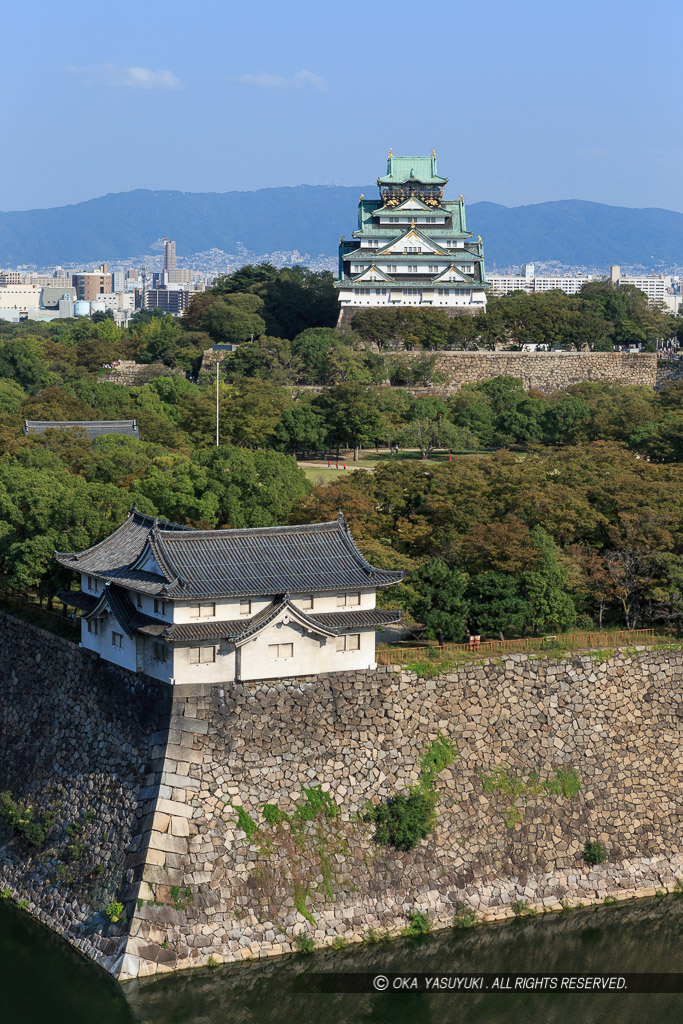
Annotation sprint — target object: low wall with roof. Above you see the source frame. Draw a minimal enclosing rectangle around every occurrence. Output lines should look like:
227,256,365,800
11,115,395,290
1,613,681,981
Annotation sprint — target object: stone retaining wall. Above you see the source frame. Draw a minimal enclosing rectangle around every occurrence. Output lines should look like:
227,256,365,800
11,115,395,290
121,646,682,978
402,350,657,394
1,613,681,981
98,362,182,387
0,612,170,976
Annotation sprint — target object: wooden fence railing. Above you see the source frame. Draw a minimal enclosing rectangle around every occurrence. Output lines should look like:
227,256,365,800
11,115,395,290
376,629,656,666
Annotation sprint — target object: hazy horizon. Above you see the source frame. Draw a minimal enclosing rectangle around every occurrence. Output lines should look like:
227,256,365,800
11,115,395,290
0,0,679,213
3,185,683,218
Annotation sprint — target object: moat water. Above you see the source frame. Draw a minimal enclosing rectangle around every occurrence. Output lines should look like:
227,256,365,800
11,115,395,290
1,897,681,1024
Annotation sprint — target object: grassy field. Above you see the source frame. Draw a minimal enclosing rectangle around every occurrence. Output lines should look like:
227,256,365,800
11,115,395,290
297,448,488,485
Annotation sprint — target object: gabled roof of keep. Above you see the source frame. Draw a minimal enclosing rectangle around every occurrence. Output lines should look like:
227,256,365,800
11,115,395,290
378,154,447,186
56,508,403,599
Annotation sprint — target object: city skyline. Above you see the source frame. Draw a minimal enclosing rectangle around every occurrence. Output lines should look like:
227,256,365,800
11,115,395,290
0,0,679,213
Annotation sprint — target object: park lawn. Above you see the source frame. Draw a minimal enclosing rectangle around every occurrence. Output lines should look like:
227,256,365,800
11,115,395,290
299,466,362,485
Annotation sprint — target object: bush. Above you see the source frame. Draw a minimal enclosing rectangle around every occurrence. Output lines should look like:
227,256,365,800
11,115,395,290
583,840,608,865
452,903,477,929
365,787,437,852
295,932,315,954
404,910,432,936
0,791,55,847
364,733,456,851
105,901,124,923
512,899,537,918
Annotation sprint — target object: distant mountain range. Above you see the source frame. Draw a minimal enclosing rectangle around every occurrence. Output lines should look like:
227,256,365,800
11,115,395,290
1,186,682,270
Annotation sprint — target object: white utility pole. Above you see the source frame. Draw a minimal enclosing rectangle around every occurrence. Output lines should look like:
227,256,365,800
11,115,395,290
215,355,220,446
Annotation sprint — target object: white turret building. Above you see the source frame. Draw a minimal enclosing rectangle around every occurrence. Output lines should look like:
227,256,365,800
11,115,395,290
56,508,403,685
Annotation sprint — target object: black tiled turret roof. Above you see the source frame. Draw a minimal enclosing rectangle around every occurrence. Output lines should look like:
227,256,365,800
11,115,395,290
56,508,403,599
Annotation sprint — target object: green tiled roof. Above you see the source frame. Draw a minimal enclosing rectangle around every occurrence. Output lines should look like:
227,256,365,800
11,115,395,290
343,248,482,263
358,198,466,234
378,153,447,185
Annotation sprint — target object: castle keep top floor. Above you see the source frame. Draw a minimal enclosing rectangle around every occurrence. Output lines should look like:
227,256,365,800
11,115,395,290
56,509,402,685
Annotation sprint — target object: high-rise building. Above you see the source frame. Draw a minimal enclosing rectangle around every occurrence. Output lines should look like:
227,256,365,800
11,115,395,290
336,151,488,324
163,238,177,273
72,264,113,301
144,287,191,315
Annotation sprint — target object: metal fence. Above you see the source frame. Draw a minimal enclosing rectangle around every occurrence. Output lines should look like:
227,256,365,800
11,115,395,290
376,628,656,666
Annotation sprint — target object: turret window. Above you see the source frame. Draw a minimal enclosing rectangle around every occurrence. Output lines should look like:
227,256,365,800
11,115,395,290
336,633,361,652
268,643,293,660
189,646,216,664
337,593,361,607
240,599,252,616
111,631,123,648
154,598,167,616
153,643,167,663
190,602,216,619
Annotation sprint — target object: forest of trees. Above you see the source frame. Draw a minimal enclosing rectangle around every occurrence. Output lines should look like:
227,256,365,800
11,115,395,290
0,263,681,640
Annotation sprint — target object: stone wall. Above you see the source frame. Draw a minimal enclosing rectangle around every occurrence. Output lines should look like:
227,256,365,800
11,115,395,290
337,306,482,329
98,362,182,387
1,614,681,982
121,646,682,979
654,359,683,391
402,350,658,395
0,612,170,976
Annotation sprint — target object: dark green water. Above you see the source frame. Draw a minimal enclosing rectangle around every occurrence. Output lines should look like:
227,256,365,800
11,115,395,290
1,897,681,1024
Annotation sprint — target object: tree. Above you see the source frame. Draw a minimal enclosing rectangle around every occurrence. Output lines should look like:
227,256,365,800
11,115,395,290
197,446,311,527
520,527,576,634
315,384,384,460
398,418,476,459
604,548,659,629
0,338,50,392
202,294,266,344
276,401,328,452
467,571,529,638
406,559,469,642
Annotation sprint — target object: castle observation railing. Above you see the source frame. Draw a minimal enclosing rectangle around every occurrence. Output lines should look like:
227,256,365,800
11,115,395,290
375,628,656,666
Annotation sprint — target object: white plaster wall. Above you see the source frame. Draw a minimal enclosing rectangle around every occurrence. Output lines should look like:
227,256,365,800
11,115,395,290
80,612,137,671
169,590,375,623
136,637,174,684
172,642,237,685
238,621,376,682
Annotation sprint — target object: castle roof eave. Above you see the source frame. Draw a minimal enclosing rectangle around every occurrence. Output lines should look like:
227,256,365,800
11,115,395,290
55,513,404,600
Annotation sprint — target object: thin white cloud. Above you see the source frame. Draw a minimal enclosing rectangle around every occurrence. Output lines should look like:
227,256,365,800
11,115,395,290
232,70,326,92
65,64,181,90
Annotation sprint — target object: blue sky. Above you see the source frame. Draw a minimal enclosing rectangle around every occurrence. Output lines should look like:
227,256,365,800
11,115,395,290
1,0,680,211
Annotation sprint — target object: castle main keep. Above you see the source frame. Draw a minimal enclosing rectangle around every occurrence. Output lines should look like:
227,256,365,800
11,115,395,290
336,151,488,323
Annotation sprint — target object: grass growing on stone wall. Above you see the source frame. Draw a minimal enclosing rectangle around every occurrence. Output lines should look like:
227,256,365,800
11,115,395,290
479,766,581,828
0,791,57,848
364,733,458,852
230,785,350,937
